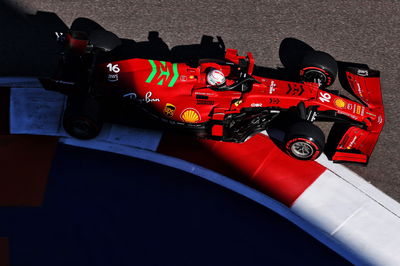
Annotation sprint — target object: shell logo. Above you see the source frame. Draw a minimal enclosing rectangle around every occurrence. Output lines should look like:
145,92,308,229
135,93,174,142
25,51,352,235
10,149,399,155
334,98,346,108
181,108,201,123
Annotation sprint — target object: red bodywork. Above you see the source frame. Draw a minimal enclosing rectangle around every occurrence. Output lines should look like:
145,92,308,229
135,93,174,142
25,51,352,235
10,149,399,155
47,34,385,164
330,69,384,163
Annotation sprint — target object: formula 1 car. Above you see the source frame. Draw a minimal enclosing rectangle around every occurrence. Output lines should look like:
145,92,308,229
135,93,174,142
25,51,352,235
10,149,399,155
41,26,384,165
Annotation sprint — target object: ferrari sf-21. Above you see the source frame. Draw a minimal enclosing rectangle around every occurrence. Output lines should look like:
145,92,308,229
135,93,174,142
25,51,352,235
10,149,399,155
41,28,384,165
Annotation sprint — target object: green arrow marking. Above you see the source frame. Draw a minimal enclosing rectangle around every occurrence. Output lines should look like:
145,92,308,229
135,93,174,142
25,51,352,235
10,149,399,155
146,60,157,83
168,63,179,87
157,61,170,85
145,60,179,87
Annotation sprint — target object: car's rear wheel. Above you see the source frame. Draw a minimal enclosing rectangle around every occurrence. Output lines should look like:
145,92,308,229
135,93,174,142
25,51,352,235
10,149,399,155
70,18,121,53
300,51,338,88
284,121,325,160
63,95,103,139
70,18,105,34
88,29,121,52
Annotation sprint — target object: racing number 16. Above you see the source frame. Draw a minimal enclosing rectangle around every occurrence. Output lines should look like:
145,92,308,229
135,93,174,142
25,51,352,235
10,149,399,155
107,63,120,73
319,92,331,103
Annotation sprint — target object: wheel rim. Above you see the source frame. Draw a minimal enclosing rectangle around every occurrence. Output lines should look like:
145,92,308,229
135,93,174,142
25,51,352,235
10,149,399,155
290,140,315,159
303,69,327,87
70,119,93,138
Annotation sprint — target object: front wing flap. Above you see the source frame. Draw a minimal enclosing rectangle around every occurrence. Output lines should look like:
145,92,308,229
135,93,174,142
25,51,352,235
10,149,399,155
326,67,384,164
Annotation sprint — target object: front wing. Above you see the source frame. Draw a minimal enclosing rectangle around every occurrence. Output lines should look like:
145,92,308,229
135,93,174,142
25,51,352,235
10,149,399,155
326,67,384,164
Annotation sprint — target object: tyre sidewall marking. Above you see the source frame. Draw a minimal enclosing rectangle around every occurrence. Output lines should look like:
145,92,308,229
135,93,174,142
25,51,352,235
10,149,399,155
285,137,321,160
301,67,333,86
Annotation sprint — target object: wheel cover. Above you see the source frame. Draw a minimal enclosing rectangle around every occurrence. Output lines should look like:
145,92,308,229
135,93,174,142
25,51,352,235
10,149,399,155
303,69,327,87
70,119,93,138
290,140,315,159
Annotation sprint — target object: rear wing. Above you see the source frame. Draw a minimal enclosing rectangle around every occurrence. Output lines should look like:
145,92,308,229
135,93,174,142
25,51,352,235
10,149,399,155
327,67,384,164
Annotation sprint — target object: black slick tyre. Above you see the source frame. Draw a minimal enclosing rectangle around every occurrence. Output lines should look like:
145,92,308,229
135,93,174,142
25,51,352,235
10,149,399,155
70,18,121,53
63,95,103,140
284,122,325,161
88,30,121,52
300,51,338,88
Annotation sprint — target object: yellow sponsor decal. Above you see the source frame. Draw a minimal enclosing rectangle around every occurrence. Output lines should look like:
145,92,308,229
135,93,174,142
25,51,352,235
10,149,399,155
356,105,361,114
181,108,201,123
234,100,242,107
334,98,346,108
163,103,176,117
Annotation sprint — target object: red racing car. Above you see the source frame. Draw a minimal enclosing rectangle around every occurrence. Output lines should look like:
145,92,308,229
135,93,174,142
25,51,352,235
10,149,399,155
41,27,384,164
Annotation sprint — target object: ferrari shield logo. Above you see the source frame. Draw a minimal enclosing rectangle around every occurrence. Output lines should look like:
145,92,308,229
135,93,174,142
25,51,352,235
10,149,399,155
164,103,176,117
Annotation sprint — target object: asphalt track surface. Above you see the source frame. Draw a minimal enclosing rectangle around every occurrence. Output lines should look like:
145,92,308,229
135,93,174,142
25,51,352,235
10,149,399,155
3,0,398,200
0,2,398,195
0,0,397,264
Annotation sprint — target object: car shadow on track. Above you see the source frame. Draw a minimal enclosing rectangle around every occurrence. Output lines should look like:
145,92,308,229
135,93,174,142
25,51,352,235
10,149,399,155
0,0,365,93
0,1,292,80
0,0,67,76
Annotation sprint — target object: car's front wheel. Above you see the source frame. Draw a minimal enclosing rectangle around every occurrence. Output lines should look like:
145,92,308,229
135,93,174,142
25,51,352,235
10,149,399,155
300,51,338,88
284,121,325,160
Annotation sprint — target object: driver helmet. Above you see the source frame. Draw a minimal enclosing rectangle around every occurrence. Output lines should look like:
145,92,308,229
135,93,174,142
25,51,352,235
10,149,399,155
207,68,226,86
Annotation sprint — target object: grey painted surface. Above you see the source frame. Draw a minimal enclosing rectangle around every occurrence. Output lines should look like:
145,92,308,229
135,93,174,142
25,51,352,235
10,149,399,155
9,87,164,151
10,88,65,135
